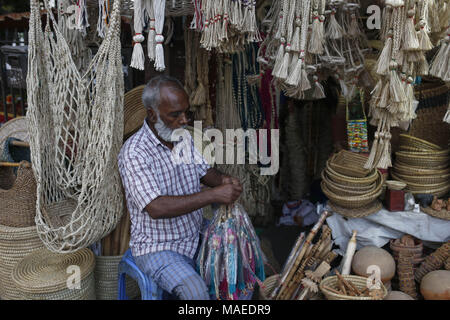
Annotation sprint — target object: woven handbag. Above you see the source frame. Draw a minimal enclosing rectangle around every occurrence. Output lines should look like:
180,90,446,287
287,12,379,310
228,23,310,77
0,161,37,227
346,91,369,153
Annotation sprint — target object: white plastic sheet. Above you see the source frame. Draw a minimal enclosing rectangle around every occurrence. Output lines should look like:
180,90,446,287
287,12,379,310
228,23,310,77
325,206,450,255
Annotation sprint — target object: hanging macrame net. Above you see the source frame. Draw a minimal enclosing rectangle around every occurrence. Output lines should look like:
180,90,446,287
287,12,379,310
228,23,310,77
26,0,124,253
111,0,194,17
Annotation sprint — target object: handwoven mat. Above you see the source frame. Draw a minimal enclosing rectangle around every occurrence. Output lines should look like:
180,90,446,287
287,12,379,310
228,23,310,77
328,200,383,218
420,206,450,221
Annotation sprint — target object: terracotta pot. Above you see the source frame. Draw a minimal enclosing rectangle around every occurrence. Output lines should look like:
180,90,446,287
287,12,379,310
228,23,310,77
352,246,396,283
420,270,450,300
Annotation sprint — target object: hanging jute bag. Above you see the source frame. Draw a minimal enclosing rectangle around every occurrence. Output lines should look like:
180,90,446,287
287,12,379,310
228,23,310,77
0,224,44,299
12,248,96,300
94,255,140,300
0,161,37,227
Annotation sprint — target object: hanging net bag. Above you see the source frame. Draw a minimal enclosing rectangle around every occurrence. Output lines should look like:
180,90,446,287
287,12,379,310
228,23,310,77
26,0,124,253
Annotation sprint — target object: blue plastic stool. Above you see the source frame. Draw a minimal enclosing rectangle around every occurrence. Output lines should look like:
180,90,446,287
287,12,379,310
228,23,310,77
118,249,164,300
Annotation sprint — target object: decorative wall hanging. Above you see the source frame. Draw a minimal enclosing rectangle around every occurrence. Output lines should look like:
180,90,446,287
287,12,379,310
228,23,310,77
346,91,369,153
27,0,124,253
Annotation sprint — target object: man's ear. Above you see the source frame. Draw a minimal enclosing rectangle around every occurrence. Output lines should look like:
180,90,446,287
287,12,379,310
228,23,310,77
147,108,158,123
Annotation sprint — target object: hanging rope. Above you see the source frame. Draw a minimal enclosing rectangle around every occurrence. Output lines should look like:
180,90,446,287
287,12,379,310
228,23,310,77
27,0,124,253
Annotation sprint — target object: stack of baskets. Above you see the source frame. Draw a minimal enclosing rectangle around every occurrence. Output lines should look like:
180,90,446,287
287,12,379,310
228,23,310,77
391,134,450,198
321,150,384,218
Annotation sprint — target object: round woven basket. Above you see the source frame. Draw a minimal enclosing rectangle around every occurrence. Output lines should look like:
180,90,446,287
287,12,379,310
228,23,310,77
391,172,449,192
0,224,45,300
319,275,388,300
391,171,450,185
398,134,442,151
321,173,383,209
328,151,371,178
0,117,30,156
385,180,407,191
322,171,377,197
258,274,280,300
399,145,450,154
328,200,383,218
389,239,424,266
95,255,140,300
12,248,96,300
420,206,450,221
395,152,449,168
393,162,450,176
0,161,37,227
325,161,379,187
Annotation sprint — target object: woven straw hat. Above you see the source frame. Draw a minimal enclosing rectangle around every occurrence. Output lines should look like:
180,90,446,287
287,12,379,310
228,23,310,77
0,117,29,156
123,85,147,141
12,247,96,300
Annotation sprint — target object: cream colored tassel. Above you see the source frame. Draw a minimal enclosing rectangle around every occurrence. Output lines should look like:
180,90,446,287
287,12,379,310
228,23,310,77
347,13,360,38
273,38,286,78
145,0,156,61
153,0,166,72
290,18,301,52
312,75,325,99
130,0,145,70
376,31,393,75
308,13,324,55
389,61,406,103
402,9,419,51
417,20,433,51
326,9,343,39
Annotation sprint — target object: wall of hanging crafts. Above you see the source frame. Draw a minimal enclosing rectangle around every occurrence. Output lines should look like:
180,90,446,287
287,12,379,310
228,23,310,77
365,0,449,170
257,0,372,102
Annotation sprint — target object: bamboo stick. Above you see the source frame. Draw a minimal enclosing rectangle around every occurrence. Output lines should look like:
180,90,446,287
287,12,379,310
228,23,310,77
0,161,31,167
335,270,362,296
322,285,342,295
276,210,329,299
111,220,122,256
102,233,112,256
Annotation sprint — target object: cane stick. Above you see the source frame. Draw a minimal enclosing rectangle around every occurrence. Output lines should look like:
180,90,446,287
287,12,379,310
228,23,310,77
119,210,131,255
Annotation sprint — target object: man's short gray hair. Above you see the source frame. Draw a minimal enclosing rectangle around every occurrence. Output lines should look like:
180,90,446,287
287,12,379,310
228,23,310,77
142,75,185,112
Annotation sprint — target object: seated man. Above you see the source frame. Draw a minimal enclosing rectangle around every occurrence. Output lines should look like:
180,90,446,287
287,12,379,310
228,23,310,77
118,75,242,300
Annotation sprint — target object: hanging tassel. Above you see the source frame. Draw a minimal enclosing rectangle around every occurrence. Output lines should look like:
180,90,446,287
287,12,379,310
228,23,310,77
429,35,449,80
417,55,429,76
145,0,156,61
376,31,393,75
405,76,417,121
347,13,360,38
272,38,286,77
288,51,299,77
286,56,302,86
290,18,301,52
402,9,419,51
444,108,450,124
326,9,343,39
389,61,406,103
153,0,166,72
278,44,292,80
299,63,311,92
308,13,324,55
130,0,145,70
417,20,433,51
378,81,390,109
312,75,325,99
377,131,392,169
365,130,380,169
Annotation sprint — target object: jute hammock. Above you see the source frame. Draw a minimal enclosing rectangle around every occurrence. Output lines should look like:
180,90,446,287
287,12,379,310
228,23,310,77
26,0,124,253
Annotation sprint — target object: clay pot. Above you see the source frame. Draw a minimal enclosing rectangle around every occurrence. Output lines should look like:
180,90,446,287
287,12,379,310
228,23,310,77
420,270,450,300
384,291,414,300
352,246,396,283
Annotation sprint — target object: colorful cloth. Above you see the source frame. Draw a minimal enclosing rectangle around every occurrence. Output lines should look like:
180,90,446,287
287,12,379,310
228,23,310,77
118,120,210,259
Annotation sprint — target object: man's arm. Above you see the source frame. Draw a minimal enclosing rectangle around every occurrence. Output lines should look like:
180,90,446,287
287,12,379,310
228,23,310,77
145,182,243,219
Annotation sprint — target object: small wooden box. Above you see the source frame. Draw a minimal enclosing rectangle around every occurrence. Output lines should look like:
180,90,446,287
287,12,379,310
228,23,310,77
385,189,405,212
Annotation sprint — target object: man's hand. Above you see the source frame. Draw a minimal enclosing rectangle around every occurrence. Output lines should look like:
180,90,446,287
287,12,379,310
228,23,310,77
222,175,241,186
211,183,243,205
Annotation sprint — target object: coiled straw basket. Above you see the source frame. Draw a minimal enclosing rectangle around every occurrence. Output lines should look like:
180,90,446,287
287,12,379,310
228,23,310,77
12,248,96,300
320,275,388,300
0,161,37,227
95,255,140,300
0,224,44,299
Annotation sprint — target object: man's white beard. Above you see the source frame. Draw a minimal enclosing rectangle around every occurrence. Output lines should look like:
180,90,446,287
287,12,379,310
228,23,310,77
154,113,187,142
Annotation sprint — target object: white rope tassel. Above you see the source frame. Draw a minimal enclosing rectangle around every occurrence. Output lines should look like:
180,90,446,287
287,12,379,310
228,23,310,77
145,0,156,61
429,34,449,80
402,9,419,51
417,20,433,51
308,13,325,55
326,9,343,39
130,0,145,70
153,0,166,72
376,31,393,75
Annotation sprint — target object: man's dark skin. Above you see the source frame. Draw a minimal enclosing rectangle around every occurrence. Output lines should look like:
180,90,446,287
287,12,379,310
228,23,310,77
144,84,243,220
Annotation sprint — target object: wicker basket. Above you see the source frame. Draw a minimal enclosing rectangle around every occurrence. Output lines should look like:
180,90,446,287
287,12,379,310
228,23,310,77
0,161,37,227
325,161,379,187
0,224,45,300
420,206,450,221
322,171,377,197
95,255,140,300
0,116,30,156
328,200,383,218
319,275,388,300
391,171,450,185
123,85,146,142
328,151,371,178
258,274,280,300
385,180,407,191
321,172,383,209
393,162,450,176
12,248,96,300
395,152,449,168
398,134,442,151
391,172,449,191
389,238,424,267
399,145,450,154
